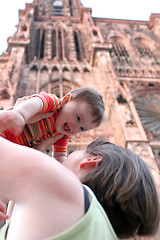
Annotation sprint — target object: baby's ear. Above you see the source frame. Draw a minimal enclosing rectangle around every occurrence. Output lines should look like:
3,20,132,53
79,156,102,169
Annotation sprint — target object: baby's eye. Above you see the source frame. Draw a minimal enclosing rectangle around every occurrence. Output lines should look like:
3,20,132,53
80,127,84,132
76,115,81,122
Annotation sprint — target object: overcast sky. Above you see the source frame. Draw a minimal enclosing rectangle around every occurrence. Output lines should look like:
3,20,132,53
0,0,160,54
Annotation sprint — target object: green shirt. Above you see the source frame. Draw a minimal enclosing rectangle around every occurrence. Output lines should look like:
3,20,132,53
46,185,118,240
0,185,118,240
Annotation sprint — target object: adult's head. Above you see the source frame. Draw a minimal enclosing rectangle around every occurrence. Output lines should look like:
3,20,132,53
65,138,160,239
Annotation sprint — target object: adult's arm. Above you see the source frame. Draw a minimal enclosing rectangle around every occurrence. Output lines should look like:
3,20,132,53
0,137,84,240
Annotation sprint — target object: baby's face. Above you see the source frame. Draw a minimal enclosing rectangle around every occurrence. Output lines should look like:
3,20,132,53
55,100,97,136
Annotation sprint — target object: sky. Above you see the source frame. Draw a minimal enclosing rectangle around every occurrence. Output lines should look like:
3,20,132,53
0,0,160,54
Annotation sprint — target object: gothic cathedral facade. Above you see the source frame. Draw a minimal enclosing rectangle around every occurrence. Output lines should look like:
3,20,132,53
0,1,160,238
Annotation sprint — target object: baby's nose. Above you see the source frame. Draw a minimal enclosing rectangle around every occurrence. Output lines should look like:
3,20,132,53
72,123,78,133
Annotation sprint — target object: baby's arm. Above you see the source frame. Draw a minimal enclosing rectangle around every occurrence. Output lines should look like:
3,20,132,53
33,134,67,163
14,92,64,125
13,97,43,123
7,97,44,135
0,97,43,134
34,134,63,153
52,152,67,163
13,92,71,126
52,136,69,163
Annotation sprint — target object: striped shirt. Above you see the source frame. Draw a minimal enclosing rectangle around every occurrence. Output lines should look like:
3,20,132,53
0,92,72,154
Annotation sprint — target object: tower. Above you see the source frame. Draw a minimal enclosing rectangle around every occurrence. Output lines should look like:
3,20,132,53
0,1,160,238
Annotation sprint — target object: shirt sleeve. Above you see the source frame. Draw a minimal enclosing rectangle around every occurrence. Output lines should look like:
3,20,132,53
31,92,72,114
52,135,70,154
31,92,62,113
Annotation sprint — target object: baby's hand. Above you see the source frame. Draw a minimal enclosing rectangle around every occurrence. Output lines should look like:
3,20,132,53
0,110,25,135
34,134,64,152
0,200,8,222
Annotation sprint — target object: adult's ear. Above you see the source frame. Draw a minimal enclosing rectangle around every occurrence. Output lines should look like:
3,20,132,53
79,156,102,169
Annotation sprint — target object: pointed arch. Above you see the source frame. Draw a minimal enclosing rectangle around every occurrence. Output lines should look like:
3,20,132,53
40,65,49,92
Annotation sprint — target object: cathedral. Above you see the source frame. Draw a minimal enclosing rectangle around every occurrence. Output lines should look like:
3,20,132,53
0,1,160,238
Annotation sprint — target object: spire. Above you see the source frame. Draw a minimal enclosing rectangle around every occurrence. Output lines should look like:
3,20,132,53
35,0,83,17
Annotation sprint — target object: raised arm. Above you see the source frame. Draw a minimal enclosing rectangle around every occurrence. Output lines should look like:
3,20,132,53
0,137,84,240
0,136,61,202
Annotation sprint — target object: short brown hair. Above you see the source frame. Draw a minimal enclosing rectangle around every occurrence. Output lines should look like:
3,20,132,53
82,138,160,239
70,87,105,127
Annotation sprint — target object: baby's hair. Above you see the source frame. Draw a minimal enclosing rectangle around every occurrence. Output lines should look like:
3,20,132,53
70,87,105,127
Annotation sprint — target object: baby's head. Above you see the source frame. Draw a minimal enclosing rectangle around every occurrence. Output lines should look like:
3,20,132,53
70,87,105,127
55,87,105,136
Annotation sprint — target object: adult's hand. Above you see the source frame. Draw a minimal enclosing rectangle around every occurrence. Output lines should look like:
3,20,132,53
0,110,25,134
0,200,8,222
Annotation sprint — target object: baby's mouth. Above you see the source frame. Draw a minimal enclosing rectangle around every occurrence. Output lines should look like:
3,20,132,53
64,122,70,132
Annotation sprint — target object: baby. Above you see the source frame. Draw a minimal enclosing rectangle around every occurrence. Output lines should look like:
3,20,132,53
0,87,105,162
